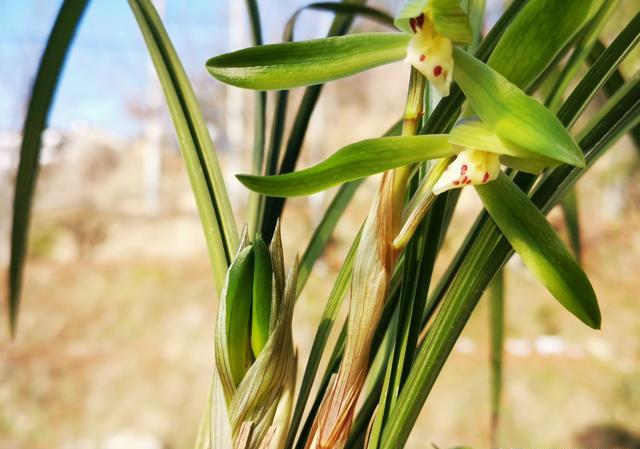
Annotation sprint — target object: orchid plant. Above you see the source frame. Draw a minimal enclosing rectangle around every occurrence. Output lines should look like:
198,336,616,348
8,0,639,449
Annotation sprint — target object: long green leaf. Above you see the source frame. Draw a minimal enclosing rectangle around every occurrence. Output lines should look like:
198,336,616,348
487,0,601,90
588,40,640,151
206,33,408,90
452,47,585,167
285,2,394,40
128,0,238,291
8,0,89,336
488,270,504,448
559,12,640,128
560,188,582,261
237,135,453,197
244,0,267,236
545,0,618,111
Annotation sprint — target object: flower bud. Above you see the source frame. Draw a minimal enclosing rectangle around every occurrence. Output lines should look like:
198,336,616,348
211,225,297,449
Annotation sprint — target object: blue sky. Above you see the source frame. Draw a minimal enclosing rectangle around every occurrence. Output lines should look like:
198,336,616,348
0,0,343,137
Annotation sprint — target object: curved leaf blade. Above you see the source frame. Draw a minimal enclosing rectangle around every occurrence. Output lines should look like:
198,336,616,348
475,174,600,328
8,0,89,336
206,33,408,90
129,0,238,293
453,47,585,167
488,0,600,89
285,2,395,41
237,135,454,197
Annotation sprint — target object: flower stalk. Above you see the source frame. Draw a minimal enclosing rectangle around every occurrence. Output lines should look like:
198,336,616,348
304,68,426,449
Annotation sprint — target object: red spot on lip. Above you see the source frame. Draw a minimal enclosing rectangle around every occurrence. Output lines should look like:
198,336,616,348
460,164,468,175
483,172,490,183
461,176,468,184
433,65,443,77
419,54,426,62
453,180,460,186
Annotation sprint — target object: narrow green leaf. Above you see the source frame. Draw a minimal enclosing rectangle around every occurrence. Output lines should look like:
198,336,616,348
545,0,619,112
298,180,361,292
588,40,640,151
488,270,504,448
238,135,452,197
475,174,600,328
285,2,394,41
560,12,640,128
560,188,582,262
394,0,472,43
206,33,408,90
453,47,585,167
487,0,601,90
251,236,273,357
8,0,89,336
129,0,238,292
244,0,267,236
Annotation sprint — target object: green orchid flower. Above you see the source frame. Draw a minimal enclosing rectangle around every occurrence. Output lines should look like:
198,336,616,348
396,0,472,96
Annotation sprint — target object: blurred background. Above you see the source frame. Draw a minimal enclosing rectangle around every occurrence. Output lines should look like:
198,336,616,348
1,0,639,448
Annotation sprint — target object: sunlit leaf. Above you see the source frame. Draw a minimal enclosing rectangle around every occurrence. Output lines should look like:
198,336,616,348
206,33,408,90
237,135,454,197
8,0,89,336
488,270,504,447
476,174,600,328
453,48,585,167
129,0,238,292
488,0,601,89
